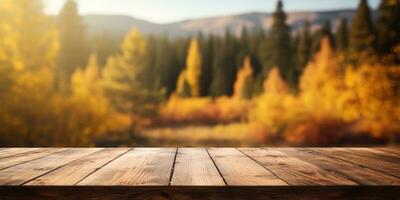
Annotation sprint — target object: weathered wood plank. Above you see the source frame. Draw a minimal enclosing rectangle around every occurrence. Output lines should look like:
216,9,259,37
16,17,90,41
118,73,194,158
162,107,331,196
78,148,176,186
0,148,64,170
0,148,100,185
207,148,286,186
311,148,400,178
346,148,400,163
0,148,41,159
25,148,130,186
240,148,356,186
170,148,225,186
376,148,400,156
278,148,400,185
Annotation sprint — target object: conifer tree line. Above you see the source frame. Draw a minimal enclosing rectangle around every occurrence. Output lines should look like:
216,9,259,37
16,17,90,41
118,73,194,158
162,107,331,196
155,0,399,98
57,0,400,99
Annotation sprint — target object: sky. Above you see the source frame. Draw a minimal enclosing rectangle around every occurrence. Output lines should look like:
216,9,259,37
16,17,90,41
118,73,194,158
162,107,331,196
44,0,380,24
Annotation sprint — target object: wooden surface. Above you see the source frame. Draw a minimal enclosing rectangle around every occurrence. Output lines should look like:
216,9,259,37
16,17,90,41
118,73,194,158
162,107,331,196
0,148,399,199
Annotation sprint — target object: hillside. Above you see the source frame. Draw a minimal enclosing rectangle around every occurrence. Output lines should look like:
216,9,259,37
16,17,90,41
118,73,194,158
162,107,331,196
82,9,377,38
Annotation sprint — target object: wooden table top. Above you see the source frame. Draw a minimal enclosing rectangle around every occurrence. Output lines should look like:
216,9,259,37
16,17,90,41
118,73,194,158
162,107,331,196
0,147,399,187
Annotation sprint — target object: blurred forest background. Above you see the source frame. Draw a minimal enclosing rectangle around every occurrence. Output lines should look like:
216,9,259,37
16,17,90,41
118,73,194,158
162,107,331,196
0,0,399,147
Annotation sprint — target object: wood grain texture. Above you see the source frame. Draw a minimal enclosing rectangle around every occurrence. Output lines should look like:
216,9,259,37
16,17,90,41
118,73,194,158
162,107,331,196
311,148,400,178
0,148,41,159
207,148,287,186
278,148,400,185
376,148,400,156
346,148,400,163
25,148,130,186
0,147,399,189
0,148,100,185
0,148,64,170
240,148,356,186
78,148,176,186
170,148,225,186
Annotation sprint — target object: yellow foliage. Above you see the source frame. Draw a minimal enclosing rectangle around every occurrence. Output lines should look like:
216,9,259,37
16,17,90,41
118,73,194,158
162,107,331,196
263,67,288,94
0,0,59,72
177,38,202,97
102,28,162,119
121,29,147,65
251,36,400,145
250,67,300,134
176,70,187,95
72,55,104,99
341,64,400,136
300,37,343,116
234,56,254,99
159,95,250,125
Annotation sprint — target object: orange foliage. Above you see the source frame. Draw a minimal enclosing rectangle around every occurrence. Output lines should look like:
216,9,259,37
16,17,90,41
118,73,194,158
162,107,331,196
263,67,289,94
341,64,400,138
300,37,344,116
250,68,300,135
157,95,251,126
234,56,254,99
250,37,400,145
177,38,202,97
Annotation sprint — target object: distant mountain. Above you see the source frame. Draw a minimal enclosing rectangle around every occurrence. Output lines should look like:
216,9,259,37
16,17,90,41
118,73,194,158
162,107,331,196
82,9,377,38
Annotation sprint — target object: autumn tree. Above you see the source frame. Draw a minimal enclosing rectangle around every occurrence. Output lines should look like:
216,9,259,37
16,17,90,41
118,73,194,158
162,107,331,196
176,38,202,97
0,0,59,146
376,0,400,55
185,38,202,97
342,64,400,138
102,29,163,131
250,67,292,134
349,0,376,53
66,55,110,145
234,56,254,99
56,0,86,92
300,37,343,115
263,67,289,94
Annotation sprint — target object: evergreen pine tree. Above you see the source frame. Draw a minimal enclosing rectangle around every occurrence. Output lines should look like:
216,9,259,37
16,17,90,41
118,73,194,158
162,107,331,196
311,20,335,55
88,33,119,67
144,35,158,90
262,0,292,83
237,26,251,68
56,0,86,92
349,0,376,53
210,29,238,96
321,20,335,48
167,38,189,95
240,27,250,54
250,28,266,95
376,0,400,55
335,17,349,52
297,21,312,70
200,34,215,96
154,35,172,91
